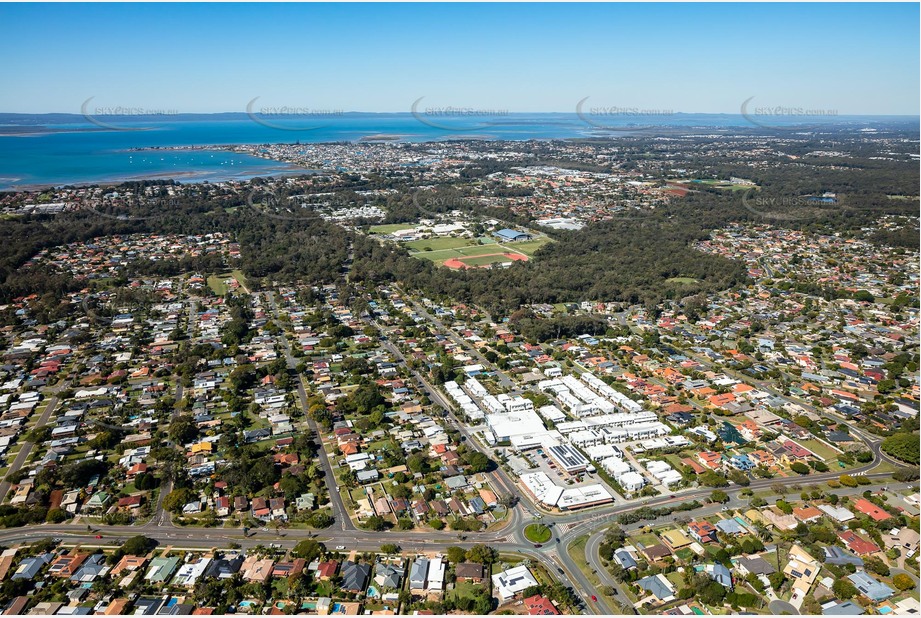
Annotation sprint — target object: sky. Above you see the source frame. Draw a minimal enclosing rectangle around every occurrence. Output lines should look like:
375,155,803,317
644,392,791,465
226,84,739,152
0,2,918,115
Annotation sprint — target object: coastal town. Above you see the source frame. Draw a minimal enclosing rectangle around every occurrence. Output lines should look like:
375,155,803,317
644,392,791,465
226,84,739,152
0,131,917,617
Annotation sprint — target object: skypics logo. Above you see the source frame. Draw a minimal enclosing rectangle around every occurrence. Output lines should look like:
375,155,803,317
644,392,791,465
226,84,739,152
576,97,674,133
245,186,321,223
740,97,838,132
410,97,515,132
81,97,178,131
741,190,825,221
246,97,344,132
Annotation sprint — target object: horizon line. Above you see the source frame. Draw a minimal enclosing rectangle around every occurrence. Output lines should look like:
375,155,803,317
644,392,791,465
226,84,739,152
1,111,919,117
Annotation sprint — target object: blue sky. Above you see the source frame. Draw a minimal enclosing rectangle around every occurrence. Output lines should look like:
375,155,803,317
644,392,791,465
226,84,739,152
1,3,918,114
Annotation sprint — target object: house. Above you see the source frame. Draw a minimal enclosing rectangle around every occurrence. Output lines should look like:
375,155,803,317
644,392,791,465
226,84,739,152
241,556,274,583
613,549,638,570
822,546,864,567
640,544,672,563
4,597,29,615
214,496,230,517
735,556,775,577
847,571,894,602
272,559,306,579
838,531,881,556
341,561,370,593
852,498,891,522
48,553,88,578
203,555,244,579
455,562,485,583
409,558,428,591
637,574,676,602
697,451,723,470
70,554,107,583
316,560,338,581
492,565,539,601
145,556,181,583
705,563,733,588
426,556,446,591
373,563,404,589
102,599,132,615
715,518,744,536
172,558,212,587
782,545,820,605
883,527,920,556
662,529,693,550
793,506,823,523
11,553,52,580
821,600,865,615
762,508,797,531
111,555,148,582
728,454,754,471
524,595,560,616
688,521,718,544
819,504,855,522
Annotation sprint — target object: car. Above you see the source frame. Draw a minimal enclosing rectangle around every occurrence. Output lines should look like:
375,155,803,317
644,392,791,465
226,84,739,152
51,538,62,544
557,567,564,574
670,494,676,498
555,538,560,543
335,545,346,550
533,543,543,548
94,535,103,539
591,595,598,602
269,543,281,549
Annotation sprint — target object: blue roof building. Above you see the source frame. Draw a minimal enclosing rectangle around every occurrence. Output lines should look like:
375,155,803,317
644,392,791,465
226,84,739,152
494,229,531,242
715,518,744,535
637,574,675,601
823,546,864,567
847,571,894,602
613,549,637,570
729,454,754,471
706,563,733,588
822,601,865,615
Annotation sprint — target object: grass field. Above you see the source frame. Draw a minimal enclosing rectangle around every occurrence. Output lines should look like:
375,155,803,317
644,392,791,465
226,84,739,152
632,532,660,547
447,581,487,604
404,236,487,252
798,439,839,461
525,523,552,543
369,223,417,234
411,243,531,268
207,274,229,296
503,237,552,256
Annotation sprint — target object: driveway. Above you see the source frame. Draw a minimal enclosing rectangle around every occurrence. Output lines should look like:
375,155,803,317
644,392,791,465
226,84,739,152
769,600,798,615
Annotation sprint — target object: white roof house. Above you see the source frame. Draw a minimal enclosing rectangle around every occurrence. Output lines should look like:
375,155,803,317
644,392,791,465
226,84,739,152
492,565,539,601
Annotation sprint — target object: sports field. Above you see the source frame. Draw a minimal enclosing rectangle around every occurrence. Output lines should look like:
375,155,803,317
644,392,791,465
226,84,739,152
369,223,417,234
405,236,551,266
403,236,493,252
508,238,552,256
444,252,529,269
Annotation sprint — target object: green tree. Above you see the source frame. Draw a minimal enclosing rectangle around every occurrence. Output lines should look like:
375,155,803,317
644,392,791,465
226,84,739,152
893,573,916,591
832,579,858,600
121,535,158,555
292,540,326,561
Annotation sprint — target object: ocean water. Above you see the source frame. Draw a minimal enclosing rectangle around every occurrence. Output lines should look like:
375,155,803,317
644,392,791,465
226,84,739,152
0,113,913,191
